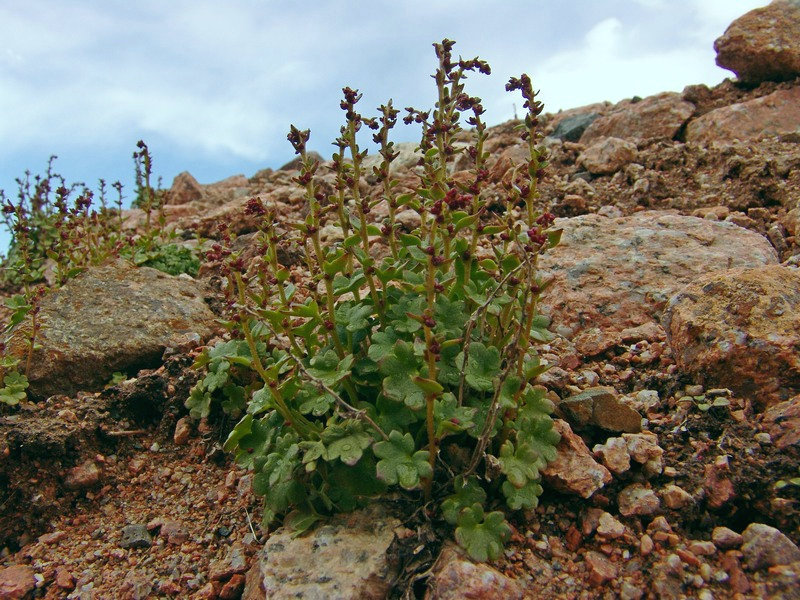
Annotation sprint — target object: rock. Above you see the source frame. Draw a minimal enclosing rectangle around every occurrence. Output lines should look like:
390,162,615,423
209,544,248,581
762,396,800,449
689,541,717,557
361,142,422,177
578,137,637,175
714,0,800,84
173,417,192,446
560,386,642,433
741,523,800,570
159,520,189,545
3,260,216,399
660,484,693,510
721,551,751,594
242,504,400,600
119,524,152,549
756,561,800,599
593,437,631,476
618,483,661,517
166,171,204,205
712,526,744,550
596,512,626,540
541,420,612,498
64,460,101,490
426,543,524,599
278,151,324,171
0,565,35,600
585,551,617,586
538,212,777,352
550,112,599,142
685,87,800,144
54,567,74,590
581,93,695,143
663,265,800,409
651,554,685,599
219,574,246,600
622,432,664,476
703,455,736,509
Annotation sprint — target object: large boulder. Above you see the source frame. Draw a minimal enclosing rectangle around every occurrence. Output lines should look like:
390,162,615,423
685,87,800,144
663,265,800,409
4,260,215,399
578,137,637,175
580,92,695,143
242,504,401,600
714,0,800,85
165,171,203,205
538,212,778,353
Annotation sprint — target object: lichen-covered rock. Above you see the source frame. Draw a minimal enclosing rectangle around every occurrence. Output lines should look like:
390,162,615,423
578,137,637,175
580,92,695,143
685,87,800,144
242,504,400,600
426,543,524,600
4,260,215,399
663,265,800,409
714,0,800,84
542,420,612,498
539,212,777,351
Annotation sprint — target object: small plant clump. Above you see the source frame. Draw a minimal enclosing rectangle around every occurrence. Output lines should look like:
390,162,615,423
0,142,199,406
190,39,562,561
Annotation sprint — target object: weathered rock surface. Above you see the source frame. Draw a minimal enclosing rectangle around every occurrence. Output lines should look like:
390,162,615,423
550,112,599,142
542,419,612,498
4,260,215,399
578,137,637,175
741,523,800,570
242,504,400,600
426,543,524,599
663,265,800,409
685,87,800,144
539,212,778,350
559,387,642,433
580,92,695,143
618,483,660,517
0,565,35,600
714,0,800,84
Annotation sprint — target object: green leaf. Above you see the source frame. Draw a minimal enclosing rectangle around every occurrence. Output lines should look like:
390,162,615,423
375,394,420,432
298,387,335,416
434,296,468,339
456,342,501,392
225,412,283,469
529,314,555,342
502,479,543,510
441,476,486,525
373,430,431,490
307,350,354,387
547,228,562,248
380,341,425,410
434,394,477,437
455,504,510,562
367,328,400,362
321,420,372,466
0,371,28,406
413,376,443,395
496,440,541,488
185,383,212,419
248,386,275,415
336,303,373,333
284,508,322,536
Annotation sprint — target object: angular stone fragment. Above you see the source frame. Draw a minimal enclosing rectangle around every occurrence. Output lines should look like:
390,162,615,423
741,523,800,570
560,387,642,433
242,504,400,600
542,420,611,498
119,524,152,549
618,483,661,517
166,171,204,205
64,460,101,490
578,137,637,175
712,526,744,550
761,396,800,449
0,565,35,600
426,543,524,599
593,437,631,476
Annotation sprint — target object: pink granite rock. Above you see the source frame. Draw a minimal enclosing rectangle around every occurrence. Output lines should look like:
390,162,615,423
581,92,695,143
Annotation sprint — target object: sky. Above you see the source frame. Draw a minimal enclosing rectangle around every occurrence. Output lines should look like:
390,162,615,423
0,0,768,253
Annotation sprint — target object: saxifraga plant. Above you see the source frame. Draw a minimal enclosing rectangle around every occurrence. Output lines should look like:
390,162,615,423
188,39,562,561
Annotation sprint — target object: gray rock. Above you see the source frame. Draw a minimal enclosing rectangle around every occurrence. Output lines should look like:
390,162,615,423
551,113,599,142
242,504,401,600
119,524,152,549
741,523,800,570
4,260,216,399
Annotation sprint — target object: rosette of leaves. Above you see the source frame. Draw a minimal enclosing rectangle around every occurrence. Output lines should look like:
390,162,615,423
192,40,562,561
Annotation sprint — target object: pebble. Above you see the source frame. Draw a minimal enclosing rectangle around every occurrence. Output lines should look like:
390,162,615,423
585,550,617,586
119,524,152,549
618,483,660,517
596,512,626,539
640,534,654,556
660,484,693,510
741,523,800,570
712,526,743,550
754,432,771,444
689,541,717,556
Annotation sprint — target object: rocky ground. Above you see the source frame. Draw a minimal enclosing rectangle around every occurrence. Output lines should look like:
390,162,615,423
2,1,800,598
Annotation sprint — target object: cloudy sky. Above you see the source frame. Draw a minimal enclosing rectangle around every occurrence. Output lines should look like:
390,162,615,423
0,0,766,252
